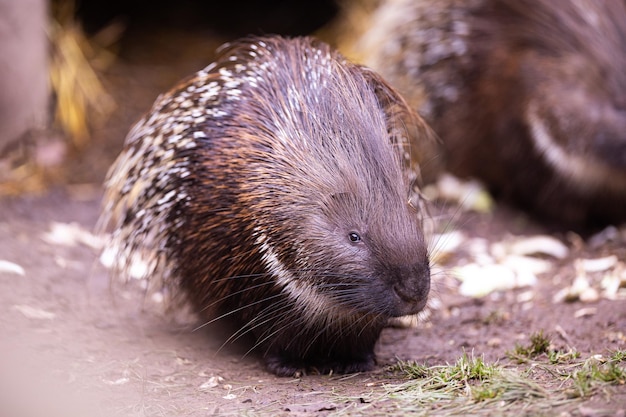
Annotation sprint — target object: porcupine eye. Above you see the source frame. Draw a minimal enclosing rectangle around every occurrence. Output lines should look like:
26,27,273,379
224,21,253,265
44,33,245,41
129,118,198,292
348,232,362,243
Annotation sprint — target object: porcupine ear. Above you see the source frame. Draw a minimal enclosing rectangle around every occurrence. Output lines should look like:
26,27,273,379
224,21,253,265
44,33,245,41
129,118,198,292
359,66,442,185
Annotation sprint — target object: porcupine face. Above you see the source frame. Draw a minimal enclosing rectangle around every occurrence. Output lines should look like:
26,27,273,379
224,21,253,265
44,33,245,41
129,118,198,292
304,188,431,319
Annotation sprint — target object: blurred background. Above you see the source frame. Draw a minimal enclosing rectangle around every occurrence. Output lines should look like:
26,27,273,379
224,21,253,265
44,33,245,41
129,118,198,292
2,0,625,229
0,0,364,196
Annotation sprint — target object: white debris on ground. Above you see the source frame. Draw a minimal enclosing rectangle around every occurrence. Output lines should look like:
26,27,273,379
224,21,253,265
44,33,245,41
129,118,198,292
554,255,626,303
12,304,56,320
431,226,626,301
423,173,494,213
40,221,103,249
0,260,25,276
426,176,626,301
450,234,568,298
198,375,225,391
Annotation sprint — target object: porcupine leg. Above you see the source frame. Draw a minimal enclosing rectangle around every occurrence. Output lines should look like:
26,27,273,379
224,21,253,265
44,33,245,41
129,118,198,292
264,335,378,377
264,353,310,377
265,351,376,377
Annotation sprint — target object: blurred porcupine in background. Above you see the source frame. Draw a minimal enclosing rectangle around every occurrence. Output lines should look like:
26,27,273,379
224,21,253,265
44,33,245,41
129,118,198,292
357,0,626,228
98,36,433,377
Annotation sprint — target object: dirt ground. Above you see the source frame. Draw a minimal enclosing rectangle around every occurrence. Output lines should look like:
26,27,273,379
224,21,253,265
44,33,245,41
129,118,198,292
1,23,625,417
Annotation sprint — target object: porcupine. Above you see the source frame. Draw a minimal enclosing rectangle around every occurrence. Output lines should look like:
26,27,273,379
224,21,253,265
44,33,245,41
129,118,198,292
358,0,626,227
98,36,433,376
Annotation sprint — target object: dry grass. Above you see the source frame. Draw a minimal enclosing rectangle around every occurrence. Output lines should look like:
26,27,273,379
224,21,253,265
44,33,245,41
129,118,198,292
49,0,117,149
320,346,626,416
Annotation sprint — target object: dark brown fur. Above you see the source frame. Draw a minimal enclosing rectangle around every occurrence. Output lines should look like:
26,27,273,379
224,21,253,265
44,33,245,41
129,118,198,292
99,36,432,376
361,0,626,228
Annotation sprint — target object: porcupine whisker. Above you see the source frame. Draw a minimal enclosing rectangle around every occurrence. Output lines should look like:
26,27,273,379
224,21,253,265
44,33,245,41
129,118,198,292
311,285,378,320
303,310,382,361
312,292,367,313
209,272,364,326
427,269,449,302
224,303,295,349
420,151,444,179
218,312,298,359
316,309,362,341
339,299,388,323
287,320,329,359
212,284,308,346
314,284,360,294
244,308,311,358
192,292,287,332
195,278,278,315
197,291,289,328
218,299,296,354
426,218,461,298
208,272,275,284
342,312,385,342
195,291,281,319
209,270,356,292
316,284,359,298
254,287,354,355
325,292,368,310
243,331,284,361
425,197,467,260
271,311,330,357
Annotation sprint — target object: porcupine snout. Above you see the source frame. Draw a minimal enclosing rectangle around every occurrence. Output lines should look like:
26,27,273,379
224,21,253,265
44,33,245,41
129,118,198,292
381,254,431,317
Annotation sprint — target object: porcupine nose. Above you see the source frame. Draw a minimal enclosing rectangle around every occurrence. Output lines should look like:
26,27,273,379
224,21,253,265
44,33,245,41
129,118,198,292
390,260,431,316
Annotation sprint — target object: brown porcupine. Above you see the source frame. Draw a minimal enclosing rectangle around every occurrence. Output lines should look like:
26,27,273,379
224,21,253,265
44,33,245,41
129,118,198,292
358,0,626,227
98,36,433,377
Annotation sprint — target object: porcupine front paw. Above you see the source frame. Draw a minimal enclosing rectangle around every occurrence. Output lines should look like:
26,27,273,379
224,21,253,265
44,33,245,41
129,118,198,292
265,351,376,377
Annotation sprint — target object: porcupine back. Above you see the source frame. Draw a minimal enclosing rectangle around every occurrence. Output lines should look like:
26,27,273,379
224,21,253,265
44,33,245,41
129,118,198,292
359,0,626,227
99,36,432,376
